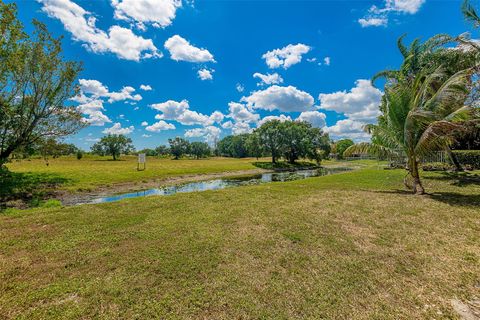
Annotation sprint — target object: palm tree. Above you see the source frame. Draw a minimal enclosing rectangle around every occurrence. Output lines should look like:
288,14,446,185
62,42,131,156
462,0,480,28
346,35,478,194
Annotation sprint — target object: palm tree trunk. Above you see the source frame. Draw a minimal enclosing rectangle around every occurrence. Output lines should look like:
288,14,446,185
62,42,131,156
446,147,462,171
410,159,425,195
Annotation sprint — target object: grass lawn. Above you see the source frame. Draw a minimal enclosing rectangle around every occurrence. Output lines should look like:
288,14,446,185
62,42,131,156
1,164,479,319
5,155,266,192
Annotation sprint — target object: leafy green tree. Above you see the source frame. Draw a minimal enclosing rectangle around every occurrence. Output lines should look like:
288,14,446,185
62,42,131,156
138,148,156,156
0,3,85,166
280,121,314,164
334,139,354,159
155,145,170,157
256,120,283,163
217,134,250,158
168,137,190,160
91,134,134,160
76,150,83,160
189,141,211,159
37,138,78,161
346,34,478,194
246,132,262,159
306,127,331,164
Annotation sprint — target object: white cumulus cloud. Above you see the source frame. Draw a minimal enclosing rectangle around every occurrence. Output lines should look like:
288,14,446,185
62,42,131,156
145,120,176,132
198,68,214,80
151,99,215,126
242,85,314,112
236,83,245,93
76,99,112,126
262,43,311,69
358,0,425,27
297,111,327,128
111,0,182,29
185,126,221,144
78,79,142,103
102,122,134,135
140,84,152,91
325,119,371,142
38,0,161,61
358,17,388,27
227,102,260,123
253,72,284,86
257,114,292,127
318,79,382,122
164,35,215,63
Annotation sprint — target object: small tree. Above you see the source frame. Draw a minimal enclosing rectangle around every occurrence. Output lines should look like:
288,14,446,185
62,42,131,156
168,137,190,160
155,145,170,157
138,148,156,156
334,139,354,159
256,120,283,163
91,134,134,160
246,133,262,159
76,150,83,160
190,141,211,159
0,3,85,167
307,127,331,164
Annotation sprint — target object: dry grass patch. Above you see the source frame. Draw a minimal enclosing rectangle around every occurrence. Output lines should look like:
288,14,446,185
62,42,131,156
0,167,479,319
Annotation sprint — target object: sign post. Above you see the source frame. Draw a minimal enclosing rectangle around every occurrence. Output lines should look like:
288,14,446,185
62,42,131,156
137,153,146,171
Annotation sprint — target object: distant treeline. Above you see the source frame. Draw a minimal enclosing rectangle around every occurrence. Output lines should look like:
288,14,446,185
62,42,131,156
217,120,331,163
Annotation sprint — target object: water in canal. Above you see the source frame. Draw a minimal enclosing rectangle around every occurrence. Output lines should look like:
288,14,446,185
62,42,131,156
87,167,351,205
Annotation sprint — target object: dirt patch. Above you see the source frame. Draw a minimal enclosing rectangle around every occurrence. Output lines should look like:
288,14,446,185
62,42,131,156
58,169,268,206
451,298,480,320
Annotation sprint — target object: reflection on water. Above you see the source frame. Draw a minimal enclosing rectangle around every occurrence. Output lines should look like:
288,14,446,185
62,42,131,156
88,167,351,205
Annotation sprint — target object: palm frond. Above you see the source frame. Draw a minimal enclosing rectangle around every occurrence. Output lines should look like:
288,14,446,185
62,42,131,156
423,67,472,115
343,142,398,158
397,34,409,58
444,105,477,122
421,34,454,52
372,70,399,85
462,0,480,28
415,121,465,156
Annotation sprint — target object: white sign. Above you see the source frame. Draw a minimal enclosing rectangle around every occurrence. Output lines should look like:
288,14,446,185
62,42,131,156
138,153,146,164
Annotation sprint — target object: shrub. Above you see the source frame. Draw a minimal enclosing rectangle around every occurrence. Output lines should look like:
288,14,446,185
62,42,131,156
452,150,480,169
76,150,83,160
421,162,453,171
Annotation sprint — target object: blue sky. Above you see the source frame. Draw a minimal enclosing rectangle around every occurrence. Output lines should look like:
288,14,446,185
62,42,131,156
14,0,470,150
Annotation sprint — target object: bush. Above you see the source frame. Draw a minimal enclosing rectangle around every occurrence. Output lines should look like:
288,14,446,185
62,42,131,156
421,162,453,171
76,150,83,160
453,150,480,169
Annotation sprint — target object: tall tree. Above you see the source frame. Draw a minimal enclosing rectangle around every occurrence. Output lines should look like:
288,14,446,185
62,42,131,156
256,120,283,163
189,141,211,159
91,134,134,160
155,145,170,157
168,137,190,160
0,3,84,166
245,132,262,159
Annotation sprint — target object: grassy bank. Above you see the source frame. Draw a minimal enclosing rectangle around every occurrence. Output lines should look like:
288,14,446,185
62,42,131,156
1,165,479,319
4,156,266,193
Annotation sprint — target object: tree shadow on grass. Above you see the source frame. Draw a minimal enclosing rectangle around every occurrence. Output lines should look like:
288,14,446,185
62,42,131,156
0,169,70,208
373,189,480,208
423,171,480,187
426,192,480,208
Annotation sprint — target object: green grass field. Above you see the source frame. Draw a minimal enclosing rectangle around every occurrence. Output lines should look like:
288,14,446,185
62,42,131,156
1,163,479,319
5,155,266,192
